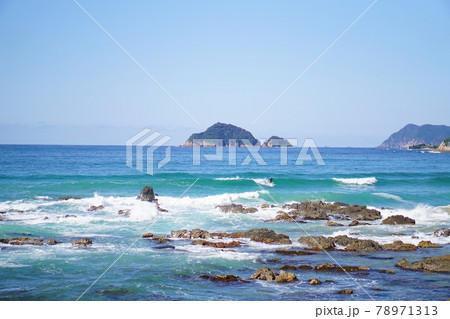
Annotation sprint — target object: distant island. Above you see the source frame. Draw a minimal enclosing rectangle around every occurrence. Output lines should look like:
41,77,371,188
183,122,291,147
379,124,450,151
261,136,293,148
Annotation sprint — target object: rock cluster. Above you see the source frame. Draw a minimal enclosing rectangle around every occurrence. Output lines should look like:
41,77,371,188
396,255,450,273
381,215,415,225
250,267,298,282
216,204,258,214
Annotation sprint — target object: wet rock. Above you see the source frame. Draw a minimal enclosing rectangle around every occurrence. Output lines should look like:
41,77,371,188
216,203,258,214
251,267,278,281
298,265,313,270
268,259,280,263
238,228,291,245
72,238,93,247
2,237,44,246
433,228,450,237
327,221,344,227
118,209,131,216
153,244,175,249
87,205,104,212
142,233,154,238
261,204,277,209
170,229,211,239
275,270,298,282
283,201,381,221
192,240,241,248
309,278,322,285
349,220,359,226
153,236,169,244
137,186,155,202
266,210,305,222
381,215,415,225
382,241,417,251
280,265,297,271
276,249,315,256
338,289,353,294
201,274,242,282
418,240,441,248
379,269,396,274
0,211,6,214
337,266,370,272
64,214,77,218
45,239,59,245
392,233,406,236
298,236,335,250
396,255,450,273
315,263,337,271
57,196,80,201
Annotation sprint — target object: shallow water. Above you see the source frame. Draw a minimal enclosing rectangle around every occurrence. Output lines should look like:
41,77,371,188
0,145,449,300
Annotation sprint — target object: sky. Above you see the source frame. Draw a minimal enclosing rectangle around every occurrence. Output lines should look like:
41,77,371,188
0,0,449,146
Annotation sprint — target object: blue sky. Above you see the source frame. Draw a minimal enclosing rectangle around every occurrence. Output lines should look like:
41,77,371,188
0,0,449,146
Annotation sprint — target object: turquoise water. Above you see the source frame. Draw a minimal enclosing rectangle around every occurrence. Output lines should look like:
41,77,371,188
0,145,449,300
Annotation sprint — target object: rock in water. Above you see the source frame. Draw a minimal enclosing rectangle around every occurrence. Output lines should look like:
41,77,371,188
433,228,450,237
396,255,450,273
309,278,322,285
72,238,93,247
137,186,155,202
251,267,278,281
381,215,415,225
275,270,298,283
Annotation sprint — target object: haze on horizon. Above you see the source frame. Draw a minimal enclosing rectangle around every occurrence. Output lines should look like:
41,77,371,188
1,0,449,146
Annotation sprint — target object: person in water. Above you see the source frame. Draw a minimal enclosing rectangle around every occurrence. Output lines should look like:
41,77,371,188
269,177,273,183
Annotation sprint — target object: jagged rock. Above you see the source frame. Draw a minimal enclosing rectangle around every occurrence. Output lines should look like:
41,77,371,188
261,204,277,209
383,241,417,251
201,274,243,283
338,289,353,294
309,278,322,285
434,228,450,237
57,196,80,201
280,265,297,271
72,238,92,247
298,236,335,250
87,205,104,212
216,204,257,214
275,270,298,282
137,186,155,202
349,220,359,226
396,255,450,273
142,233,154,238
276,249,315,256
266,210,304,222
381,215,415,225
192,240,241,248
418,240,441,248
251,267,278,281
118,209,131,216
327,221,344,227
170,229,211,239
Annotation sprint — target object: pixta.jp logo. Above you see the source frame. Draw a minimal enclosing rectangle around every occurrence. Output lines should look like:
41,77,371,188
126,128,172,175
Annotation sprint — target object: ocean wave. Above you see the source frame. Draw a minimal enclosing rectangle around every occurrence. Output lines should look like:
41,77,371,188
214,176,274,187
372,192,406,202
214,176,242,181
382,204,450,225
332,177,377,185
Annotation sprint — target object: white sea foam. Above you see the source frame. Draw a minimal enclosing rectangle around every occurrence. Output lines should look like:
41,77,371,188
214,176,242,181
332,177,377,185
382,204,449,224
214,176,275,187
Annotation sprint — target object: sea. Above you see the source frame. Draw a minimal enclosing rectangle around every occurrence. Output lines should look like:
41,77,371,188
0,145,448,300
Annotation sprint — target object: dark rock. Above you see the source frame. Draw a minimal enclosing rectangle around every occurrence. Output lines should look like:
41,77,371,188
381,215,415,225
64,214,77,218
0,211,6,214
201,274,244,283
379,269,396,274
275,270,298,282
396,255,450,273
338,289,353,294
298,265,313,270
250,267,278,281
45,239,59,245
276,249,315,256
153,244,175,249
392,233,406,236
87,205,104,212
118,209,131,216
268,259,280,263
142,233,154,238
309,278,322,285
238,228,291,245
192,240,241,248
382,241,417,251
261,204,277,209
315,263,337,271
2,237,43,246
72,238,93,247
280,265,297,271
137,186,155,202
349,220,359,226
337,266,370,272
334,235,383,252
57,196,80,201
433,228,450,237
418,240,441,248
